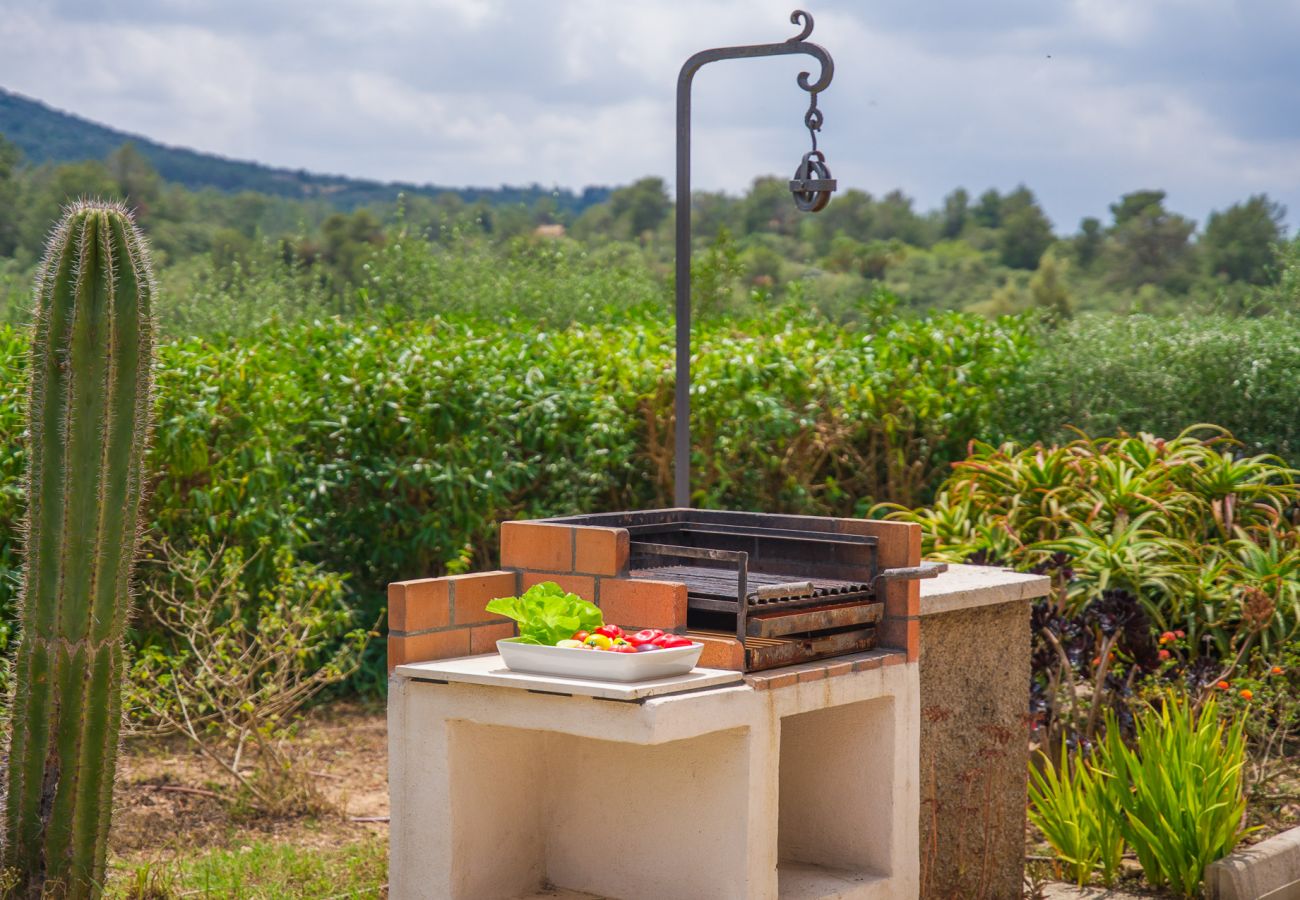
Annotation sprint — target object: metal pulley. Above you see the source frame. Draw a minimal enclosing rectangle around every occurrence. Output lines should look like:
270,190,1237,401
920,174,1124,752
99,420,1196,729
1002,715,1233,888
789,149,836,212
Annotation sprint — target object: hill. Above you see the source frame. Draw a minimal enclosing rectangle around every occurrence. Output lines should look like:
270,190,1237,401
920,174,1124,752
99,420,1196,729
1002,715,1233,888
0,88,609,213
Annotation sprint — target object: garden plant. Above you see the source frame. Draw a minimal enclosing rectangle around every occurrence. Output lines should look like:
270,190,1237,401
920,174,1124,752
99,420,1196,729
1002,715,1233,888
2,201,155,897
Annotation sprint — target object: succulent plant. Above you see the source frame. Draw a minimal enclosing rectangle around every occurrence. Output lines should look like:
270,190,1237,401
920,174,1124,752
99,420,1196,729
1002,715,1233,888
2,201,155,897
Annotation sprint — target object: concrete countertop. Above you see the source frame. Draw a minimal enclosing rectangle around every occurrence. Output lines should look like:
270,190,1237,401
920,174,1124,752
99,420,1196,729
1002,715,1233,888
919,562,1051,617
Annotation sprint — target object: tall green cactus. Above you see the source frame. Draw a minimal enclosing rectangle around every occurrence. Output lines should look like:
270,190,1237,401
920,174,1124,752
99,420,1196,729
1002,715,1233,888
2,201,155,897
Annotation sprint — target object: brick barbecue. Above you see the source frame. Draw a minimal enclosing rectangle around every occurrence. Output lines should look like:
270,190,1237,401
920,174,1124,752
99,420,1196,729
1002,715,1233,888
388,509,943,674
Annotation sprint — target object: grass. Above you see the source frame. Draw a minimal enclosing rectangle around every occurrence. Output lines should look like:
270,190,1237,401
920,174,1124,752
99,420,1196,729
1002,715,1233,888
107,836,387,899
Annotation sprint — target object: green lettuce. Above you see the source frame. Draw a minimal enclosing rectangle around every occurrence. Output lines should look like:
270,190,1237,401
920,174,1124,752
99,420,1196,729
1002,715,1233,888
485,581,604,646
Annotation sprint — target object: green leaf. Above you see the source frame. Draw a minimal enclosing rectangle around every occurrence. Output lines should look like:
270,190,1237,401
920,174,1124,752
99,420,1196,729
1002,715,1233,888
485,581,602,647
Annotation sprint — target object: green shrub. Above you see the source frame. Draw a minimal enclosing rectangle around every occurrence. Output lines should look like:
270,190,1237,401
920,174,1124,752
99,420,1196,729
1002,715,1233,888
1027,738,1124,886
1031,695,1251,895
878,428,1299,657
995,312,1300,461
0,309,1033,686
1098,695,1251,896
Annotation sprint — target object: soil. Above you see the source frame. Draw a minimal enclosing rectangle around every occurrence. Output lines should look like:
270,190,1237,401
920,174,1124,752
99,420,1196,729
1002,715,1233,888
110,700,389,864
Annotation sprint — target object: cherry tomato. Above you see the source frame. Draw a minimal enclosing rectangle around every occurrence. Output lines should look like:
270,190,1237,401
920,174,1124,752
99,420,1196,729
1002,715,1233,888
657,635,694,649
571,631,590,643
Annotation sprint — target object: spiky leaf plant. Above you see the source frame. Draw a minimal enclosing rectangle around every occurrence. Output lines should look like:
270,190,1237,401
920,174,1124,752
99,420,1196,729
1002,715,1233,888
2,201,155,898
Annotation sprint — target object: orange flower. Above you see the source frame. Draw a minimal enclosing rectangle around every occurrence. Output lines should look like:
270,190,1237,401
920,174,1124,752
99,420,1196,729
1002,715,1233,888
1159,631,1175,644
1240,689,1254,701
1091,657,1101,667
1217,680,1231,690
1272,666,1285,675
1158,649,1171,661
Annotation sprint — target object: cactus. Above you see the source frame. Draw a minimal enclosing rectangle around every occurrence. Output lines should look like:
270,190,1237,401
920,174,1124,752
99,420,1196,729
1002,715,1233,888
2,201,155,897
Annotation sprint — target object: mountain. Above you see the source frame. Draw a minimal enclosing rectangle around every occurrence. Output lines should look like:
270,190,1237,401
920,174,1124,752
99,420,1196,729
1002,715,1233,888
0,88,610,213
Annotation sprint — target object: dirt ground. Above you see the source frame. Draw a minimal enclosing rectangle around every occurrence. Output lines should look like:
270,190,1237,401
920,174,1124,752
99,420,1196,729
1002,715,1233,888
110,701,389,865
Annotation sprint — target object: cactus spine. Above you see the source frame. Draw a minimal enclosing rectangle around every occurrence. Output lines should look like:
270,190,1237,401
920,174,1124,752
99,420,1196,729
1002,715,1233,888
2,201,155,897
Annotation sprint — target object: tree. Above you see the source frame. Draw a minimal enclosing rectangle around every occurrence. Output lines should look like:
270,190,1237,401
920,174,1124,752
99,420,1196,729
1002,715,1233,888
973,188,1003,228
1029,251,1072,320
108,143,162,220
741,176,800,236
1103,190,1196,290
869,190,931,246
608,176,669,239
997,186,1054,269
941,188,970,239
1074,217,1102,270
1201,194,1286,284
0,135,20,257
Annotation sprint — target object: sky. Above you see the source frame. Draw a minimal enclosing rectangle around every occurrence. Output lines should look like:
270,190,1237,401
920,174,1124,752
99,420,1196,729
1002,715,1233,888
2,0,1299,233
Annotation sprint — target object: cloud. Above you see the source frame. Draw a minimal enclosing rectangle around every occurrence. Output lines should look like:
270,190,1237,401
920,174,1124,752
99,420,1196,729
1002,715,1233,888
1,0,1297,229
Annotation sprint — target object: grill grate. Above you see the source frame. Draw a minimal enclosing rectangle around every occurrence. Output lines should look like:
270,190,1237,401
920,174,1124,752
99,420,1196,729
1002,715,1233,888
631,565,872,609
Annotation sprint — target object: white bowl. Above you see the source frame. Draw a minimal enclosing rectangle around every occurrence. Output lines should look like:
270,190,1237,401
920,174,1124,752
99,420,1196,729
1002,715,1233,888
496,638,704,682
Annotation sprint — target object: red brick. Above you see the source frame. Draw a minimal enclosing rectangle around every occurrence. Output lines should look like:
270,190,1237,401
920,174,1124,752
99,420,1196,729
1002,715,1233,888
598,578,687,630
470,622,516,654
797,666,827,684
761,670,800,690
574,527,629,576
745,670,799,691
521,571,596,601
879,617,919,661
824,661,853,679
881,650,906,667
388,578,450,633
851,653,885,672
388,628,470,671
500,521,574,572
450,570,518,625
689,632,745,671
884,581,920,619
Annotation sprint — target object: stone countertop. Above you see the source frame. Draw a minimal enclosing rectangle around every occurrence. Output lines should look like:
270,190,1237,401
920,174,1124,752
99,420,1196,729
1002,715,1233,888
919,562,1051,617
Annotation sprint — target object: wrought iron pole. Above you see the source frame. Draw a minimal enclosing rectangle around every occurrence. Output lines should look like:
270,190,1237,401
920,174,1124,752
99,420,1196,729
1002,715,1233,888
673,9,835,508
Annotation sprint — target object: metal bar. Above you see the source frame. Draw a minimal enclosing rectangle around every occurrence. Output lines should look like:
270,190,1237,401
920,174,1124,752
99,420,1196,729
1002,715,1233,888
673,11,834,507
746,601,884,637
754,580,813,600
870,561,948,591
629,542,747,563
674,525,874,546
735,551,749,646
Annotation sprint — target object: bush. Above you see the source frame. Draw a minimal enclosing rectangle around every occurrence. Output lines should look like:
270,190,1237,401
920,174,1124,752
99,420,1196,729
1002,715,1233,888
995,312,1300,461
1098,695,1251,896
1030,694,1251,895
0,308,1033,687
126,538,369,814
877,428,1299,747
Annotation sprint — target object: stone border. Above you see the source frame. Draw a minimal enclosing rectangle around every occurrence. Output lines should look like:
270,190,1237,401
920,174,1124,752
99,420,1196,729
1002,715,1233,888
1206,826,1300,900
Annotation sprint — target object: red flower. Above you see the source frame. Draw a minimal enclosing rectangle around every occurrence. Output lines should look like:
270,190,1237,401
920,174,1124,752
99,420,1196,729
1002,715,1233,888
1159,631,1176,644
1217,680,1231,690
1158,649,1171,661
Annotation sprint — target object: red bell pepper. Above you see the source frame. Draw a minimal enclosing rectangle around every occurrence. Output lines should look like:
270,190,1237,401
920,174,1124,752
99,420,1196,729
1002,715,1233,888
657,635,694,649
628,629,664,646
594,624,624,640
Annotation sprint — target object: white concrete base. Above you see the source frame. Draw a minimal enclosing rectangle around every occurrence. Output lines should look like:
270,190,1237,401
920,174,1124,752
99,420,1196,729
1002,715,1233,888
389,659,919,900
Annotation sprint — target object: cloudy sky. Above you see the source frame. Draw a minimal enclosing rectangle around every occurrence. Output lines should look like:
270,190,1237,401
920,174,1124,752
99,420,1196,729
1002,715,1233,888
2,0,1298,232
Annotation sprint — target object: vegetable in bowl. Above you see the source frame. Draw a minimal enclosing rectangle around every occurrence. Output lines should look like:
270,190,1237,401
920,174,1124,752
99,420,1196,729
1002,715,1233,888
485,581,603,646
